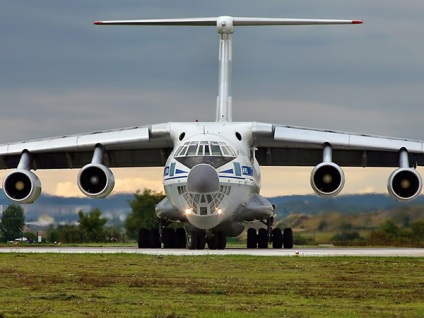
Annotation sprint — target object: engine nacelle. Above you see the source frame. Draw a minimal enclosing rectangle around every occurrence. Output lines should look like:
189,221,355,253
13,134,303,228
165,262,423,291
310,162,345,197
2,169,42,204
387,168,422,201
77,163,115,198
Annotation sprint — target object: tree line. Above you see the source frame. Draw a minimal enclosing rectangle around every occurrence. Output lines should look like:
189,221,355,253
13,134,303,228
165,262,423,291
292,220,424,247
1,188,424,246
0,189,163,244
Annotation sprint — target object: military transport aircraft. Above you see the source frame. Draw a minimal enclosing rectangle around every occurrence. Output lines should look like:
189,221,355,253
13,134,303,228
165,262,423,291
1,16,423,250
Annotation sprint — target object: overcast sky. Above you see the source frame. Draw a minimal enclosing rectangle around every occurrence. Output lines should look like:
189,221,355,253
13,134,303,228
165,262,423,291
1,1,424,198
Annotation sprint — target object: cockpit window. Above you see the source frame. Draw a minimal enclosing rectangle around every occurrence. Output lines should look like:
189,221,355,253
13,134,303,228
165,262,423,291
174,140,237,169
210,142,221,156
174,141,236,158
175,145,187,157
187,143,197,156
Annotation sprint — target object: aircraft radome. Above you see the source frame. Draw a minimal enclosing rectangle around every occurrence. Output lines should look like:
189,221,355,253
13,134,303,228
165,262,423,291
1,16,422,250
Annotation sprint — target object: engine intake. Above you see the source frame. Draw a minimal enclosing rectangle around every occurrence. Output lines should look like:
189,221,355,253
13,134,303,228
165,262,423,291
77,163,115,198
311,162,345,197
2,169,42,204
388,168,422,201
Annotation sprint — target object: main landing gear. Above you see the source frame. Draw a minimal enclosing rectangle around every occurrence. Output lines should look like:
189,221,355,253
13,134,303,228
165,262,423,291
138,219,186,249
137,227,187,248
246,217,293,249
137,218,292,250
138,219,227,250
178,230,227,250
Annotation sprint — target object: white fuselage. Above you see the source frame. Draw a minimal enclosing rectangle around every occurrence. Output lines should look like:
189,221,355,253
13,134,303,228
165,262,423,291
161,122,261,230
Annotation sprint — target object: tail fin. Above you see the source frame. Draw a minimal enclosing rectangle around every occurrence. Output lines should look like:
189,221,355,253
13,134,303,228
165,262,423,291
94,16,362,122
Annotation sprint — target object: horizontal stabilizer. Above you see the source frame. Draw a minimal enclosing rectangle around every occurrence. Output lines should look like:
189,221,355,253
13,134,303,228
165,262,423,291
94,16,362,26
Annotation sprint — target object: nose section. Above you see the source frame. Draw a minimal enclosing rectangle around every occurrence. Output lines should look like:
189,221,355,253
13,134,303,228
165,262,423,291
187,164,219,193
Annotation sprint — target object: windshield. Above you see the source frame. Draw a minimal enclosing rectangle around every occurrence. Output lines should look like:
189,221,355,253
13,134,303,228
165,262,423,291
174,141,237,168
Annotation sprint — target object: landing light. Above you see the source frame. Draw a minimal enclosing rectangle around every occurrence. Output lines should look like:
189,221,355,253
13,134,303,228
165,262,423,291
184,208,193,215
216,208,223,215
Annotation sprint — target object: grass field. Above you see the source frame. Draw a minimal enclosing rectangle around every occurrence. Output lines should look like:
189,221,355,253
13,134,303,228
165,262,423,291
0,253,423,317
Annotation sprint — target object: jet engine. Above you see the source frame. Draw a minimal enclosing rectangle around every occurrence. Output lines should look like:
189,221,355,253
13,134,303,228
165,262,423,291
77,163,115,198
310,143,345,197
2,169,42,204
310,162,345,197
387,168,422,201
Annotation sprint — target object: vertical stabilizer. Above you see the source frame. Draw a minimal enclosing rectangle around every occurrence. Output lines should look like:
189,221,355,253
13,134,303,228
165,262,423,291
216,16,234,122
94,16,362,123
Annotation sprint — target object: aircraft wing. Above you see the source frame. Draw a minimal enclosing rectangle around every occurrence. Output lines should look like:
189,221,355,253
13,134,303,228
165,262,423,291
0,123,174,170
252,123,424,168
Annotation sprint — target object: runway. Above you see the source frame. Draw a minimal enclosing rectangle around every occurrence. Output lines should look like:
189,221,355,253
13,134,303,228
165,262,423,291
0,246,423,257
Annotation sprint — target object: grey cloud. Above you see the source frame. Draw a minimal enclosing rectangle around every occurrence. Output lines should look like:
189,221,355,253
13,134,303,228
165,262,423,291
1,1,424,144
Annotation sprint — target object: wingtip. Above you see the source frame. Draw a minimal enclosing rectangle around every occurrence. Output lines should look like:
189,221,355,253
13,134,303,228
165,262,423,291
352,20,363,24
94,21,103,25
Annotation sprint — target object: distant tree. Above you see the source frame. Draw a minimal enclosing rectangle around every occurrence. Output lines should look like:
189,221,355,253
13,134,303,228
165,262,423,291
402,215,411,228
411,221,424,242
331,231,361,244
340,221,353,231
317,220,328,231
367,220,417,246
78,208,108,242
48,224,80,243
293,233,314,245
104,225,122,243
379,220,400,241
1,204,25,241
125,189,165,239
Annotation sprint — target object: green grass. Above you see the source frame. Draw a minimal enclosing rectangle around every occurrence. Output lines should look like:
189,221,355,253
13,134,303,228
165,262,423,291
0,254,423,317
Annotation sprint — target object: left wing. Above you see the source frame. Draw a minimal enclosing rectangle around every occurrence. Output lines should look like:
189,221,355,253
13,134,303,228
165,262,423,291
0,124,173,170
0,123,173,203
252,122,424,200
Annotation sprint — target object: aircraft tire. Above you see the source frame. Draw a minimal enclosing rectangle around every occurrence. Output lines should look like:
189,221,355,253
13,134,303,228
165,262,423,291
207,235,219,250
186,231,205,250
197,232,206,250
258,228,268,249
175,228,186,248
149,229,161,248
272,228,283,249
217,231,227,250
186,231,197,250
283,228,294,249
163,228,175,248
246,228,257,248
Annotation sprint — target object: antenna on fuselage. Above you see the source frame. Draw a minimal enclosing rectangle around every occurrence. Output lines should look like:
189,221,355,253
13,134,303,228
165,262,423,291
94,16,362,123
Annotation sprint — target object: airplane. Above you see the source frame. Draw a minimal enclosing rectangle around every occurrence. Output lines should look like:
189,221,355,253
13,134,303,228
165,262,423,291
1,16,423,250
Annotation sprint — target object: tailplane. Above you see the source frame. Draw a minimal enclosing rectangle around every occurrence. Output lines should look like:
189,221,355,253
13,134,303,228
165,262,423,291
94,16,362,122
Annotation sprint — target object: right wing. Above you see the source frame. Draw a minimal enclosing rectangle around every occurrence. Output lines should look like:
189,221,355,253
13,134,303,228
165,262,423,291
251,122,424,201
252,122,424,168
